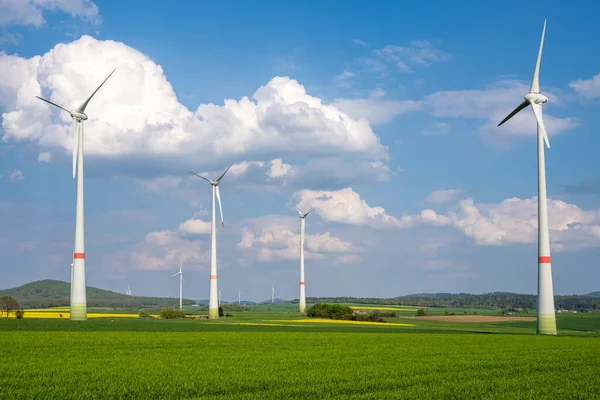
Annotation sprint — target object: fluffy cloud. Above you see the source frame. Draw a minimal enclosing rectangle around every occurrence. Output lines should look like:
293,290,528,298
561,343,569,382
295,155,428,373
130,229,210,271
290,187,451,229
446,197,600,251
0,35,388,185
332,88,424,125
37,151,52,162
425,189,465,204
178,219,211,236
0,0,100,27
238,215,357,262
425,80,579,142
569,73,600,100
291,187,600,252
9,169,24,181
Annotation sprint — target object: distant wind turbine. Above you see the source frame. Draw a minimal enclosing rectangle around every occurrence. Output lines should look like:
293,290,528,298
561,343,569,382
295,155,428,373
171,260,185,311
126,284,132,296
497,19,556,335
189,164,232,319
238,287,242,305
36,69,116,321
296,207,313,313
272,287,275,304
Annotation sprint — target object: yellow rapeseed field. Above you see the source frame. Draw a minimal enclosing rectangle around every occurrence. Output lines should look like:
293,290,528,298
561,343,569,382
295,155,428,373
9,310,148,319
349,306,413,311
269,319,416,327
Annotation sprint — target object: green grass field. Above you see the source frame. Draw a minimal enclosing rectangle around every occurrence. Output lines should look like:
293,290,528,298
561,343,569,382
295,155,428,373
2,308,600,399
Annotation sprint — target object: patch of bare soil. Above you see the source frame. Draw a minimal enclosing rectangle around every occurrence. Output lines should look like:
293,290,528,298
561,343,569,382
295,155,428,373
401,315,536,323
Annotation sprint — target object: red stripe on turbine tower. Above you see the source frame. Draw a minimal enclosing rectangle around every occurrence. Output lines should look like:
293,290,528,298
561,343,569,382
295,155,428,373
222,222,225,228
74,253,85,259
538,256,551,264
210,275,217,279
300,282,305,285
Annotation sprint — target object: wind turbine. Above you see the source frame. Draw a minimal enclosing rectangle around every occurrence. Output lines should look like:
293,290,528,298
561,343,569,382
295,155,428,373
272,287,275,304
171,261,185,311
497,19,556,335
189,164,232,319
126,284,132,296
238,287,242,305
36,69,116,321
218,289,222,306
296,207,313,313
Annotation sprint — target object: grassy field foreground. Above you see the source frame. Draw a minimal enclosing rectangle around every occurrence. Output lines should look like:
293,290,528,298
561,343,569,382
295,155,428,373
2,317,600,399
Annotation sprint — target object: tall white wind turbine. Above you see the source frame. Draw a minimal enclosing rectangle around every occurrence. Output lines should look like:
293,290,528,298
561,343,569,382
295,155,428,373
272,287,275,304
497,19,556,335
36,69,116,321
189,164,232,319
171,261,185,311
296,207,313,313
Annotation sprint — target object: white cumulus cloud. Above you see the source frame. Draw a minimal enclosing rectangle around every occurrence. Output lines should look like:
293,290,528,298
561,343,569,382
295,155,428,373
0,35,388,186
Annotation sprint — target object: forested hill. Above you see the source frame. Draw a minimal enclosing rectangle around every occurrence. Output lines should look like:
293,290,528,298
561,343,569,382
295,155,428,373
0,280,196,309
305,292,600,312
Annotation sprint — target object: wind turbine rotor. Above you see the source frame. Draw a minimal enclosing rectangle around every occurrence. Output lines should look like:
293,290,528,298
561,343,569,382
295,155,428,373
497,19,550,149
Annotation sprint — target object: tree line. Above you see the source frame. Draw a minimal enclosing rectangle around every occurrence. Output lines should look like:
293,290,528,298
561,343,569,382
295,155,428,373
302,294,600,312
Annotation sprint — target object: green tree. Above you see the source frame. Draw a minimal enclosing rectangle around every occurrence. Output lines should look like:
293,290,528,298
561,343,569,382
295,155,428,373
0,296,19,318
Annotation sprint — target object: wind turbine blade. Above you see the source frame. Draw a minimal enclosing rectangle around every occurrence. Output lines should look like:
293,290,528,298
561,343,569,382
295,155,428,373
295,207,303,216
216,185,224,228
531,103,550,148
72,119,78,179
304,209,314,217
182,275,186,282
498,100,530,127
171,272,179,277
188,171,212,183
216,163,233,182
76,68,116,113
35,96,71,114
530,19,546,93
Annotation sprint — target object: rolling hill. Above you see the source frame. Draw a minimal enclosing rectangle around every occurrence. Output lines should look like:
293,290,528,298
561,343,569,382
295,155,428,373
0,280,196,309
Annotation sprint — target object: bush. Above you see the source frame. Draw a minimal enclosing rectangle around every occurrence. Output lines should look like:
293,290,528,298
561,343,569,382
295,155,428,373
367,310,385,323
416,308,429,316
379,311,397,318
218,306,224,317
472,311,478,315
160,307,186,319
15,310,25,319
444,309,449,316
306,304,354,320
225,313,233,317
138,308,151,318
463,311,468,315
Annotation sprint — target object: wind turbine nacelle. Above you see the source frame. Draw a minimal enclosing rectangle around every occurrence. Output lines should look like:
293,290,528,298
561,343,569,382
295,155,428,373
70,111,88,120
525,93,548,104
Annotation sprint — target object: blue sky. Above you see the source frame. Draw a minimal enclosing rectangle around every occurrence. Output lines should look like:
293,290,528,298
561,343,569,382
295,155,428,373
1,0,600,301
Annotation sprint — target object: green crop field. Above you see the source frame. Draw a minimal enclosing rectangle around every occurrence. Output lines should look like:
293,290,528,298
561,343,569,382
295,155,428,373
2,310,600,399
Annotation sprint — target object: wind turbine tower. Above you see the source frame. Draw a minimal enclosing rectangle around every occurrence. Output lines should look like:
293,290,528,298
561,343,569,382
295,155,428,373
272,287,275,304
189,164,232,319
126,285,132,296
171,261,185,311
497,19,557,335
218,289,222,306
36,69,116,321
296,207,313,313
